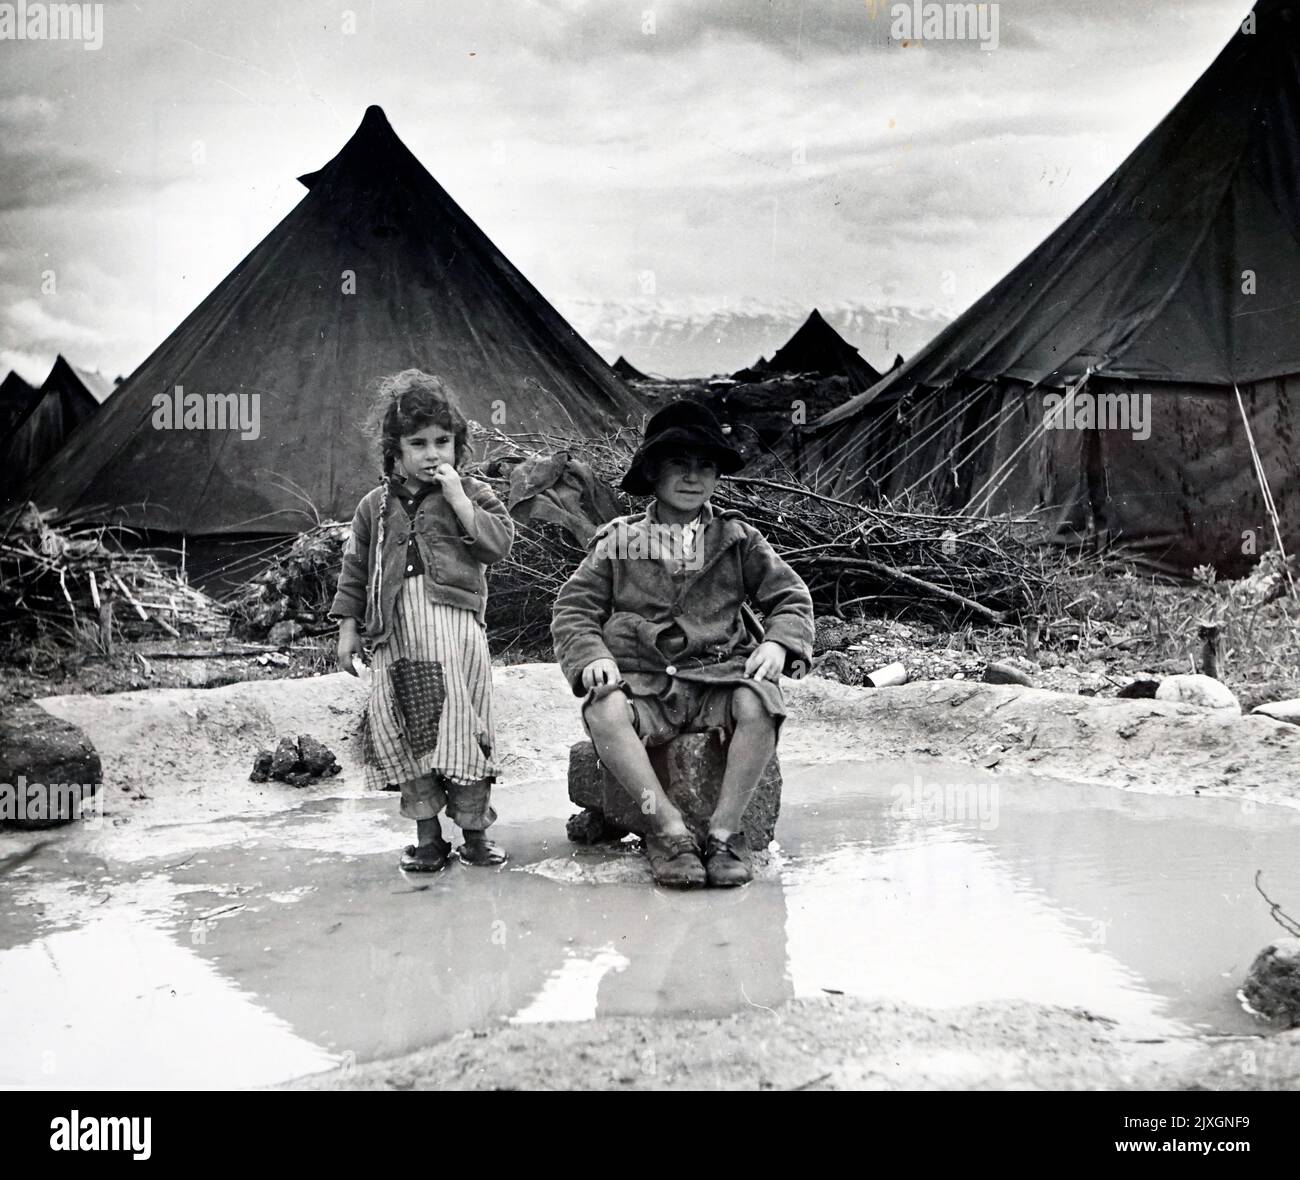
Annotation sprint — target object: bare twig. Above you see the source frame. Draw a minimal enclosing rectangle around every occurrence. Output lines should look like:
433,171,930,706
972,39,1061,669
1255,871,1300,938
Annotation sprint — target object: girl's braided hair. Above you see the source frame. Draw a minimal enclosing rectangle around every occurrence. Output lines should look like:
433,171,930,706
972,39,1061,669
363,369,472,632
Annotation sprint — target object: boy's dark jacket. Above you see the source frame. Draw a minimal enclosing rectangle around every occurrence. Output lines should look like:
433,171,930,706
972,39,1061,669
551,500,814,696
330,476,514,641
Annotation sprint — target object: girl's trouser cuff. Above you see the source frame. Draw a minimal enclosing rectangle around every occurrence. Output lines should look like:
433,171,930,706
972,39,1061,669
398,773,496,828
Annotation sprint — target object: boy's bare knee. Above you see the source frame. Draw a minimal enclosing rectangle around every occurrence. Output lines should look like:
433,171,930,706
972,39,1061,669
584,691,634,733
731,685,771,726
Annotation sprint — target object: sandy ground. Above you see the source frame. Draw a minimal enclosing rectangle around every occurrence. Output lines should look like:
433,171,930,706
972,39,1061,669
284,997,1197,1091
17,664,1300,1091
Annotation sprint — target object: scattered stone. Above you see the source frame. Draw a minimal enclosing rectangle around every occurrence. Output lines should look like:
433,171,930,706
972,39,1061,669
1116,679,1160,699
251,734,341,787
565,807,630,845
0,702,102,829
1241,938,1300,1026
983,662,1036,687
270,737,300,777
267,619,302,646
298,734,339,776
1154,674,1241,713
1251,699,1300,726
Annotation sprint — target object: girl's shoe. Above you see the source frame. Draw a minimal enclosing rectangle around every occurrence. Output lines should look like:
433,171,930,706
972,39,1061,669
400,837,451,873
704,832,752,887
457,834,509,866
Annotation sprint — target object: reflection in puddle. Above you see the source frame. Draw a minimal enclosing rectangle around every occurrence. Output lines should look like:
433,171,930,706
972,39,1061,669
510,947,630,1024
0,915,338,1088
783,836,1173,1032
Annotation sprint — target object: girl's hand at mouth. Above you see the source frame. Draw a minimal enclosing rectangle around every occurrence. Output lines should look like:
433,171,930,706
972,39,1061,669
430,462,468,502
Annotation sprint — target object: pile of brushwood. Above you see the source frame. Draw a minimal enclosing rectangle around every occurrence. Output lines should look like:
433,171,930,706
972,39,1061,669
227,426,1069,653
0,502,228,654
478,427,1066,651
228,523,350,639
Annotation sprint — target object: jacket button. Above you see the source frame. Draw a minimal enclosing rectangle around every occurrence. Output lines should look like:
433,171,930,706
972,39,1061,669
670,605,682,616
665,665,677,676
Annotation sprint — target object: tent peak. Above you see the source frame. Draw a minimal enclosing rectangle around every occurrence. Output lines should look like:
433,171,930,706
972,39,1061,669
297,105,406,189
40,354,112,404
44,354,74,383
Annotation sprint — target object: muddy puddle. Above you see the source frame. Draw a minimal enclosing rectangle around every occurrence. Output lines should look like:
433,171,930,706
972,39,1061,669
2,760,1297,1088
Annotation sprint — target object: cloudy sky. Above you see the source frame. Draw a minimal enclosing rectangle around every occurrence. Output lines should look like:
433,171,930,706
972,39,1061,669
0,0,1256,382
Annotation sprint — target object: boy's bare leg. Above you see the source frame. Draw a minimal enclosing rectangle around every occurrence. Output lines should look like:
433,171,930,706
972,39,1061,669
711,686,776,837
584,692,690,837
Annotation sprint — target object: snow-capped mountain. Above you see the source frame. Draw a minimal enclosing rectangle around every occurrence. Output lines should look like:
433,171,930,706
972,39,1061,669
565,298,953,379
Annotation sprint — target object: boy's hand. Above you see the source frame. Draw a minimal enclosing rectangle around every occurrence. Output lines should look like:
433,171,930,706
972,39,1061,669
581,658,622,689
337,622,365,675
431,462,467,504
745,641,786,682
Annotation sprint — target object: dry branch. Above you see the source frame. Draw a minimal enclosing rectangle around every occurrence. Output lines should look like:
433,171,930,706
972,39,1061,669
0,502,227,650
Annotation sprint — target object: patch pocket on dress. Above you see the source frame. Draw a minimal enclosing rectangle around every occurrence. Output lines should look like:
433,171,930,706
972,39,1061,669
389,657,446,759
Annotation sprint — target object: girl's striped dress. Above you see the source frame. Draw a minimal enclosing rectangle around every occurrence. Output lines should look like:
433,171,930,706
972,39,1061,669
362,575,497,792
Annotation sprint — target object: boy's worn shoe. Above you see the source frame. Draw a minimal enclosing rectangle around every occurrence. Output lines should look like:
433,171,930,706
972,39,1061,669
400,836,451,873
643,831,707,889
457,833,509,867
704,832,752,887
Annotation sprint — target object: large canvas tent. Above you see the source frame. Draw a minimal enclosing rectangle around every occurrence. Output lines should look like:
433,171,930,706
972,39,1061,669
27,106,641,550
760,309,882,392
1,356,111,506
796,0,1300,575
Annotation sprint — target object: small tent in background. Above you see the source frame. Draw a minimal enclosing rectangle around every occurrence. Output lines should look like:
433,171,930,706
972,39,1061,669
765,309,882,392
1,357,112,507
0,371,41,440
28,106,641,582
731,355,770,383
611,355,649,382
890,354,905,372
795,0,1300,576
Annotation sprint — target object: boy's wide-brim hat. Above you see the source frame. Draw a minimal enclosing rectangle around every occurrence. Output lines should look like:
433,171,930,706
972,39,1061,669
620,401,745,496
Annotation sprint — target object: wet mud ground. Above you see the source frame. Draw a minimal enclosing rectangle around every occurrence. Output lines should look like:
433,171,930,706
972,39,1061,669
3,667,1300,1090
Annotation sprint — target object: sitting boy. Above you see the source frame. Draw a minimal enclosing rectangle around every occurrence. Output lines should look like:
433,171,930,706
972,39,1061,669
551,402,815,888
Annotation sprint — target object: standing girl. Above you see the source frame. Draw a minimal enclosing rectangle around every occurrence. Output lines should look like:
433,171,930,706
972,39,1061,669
330,369,515,871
